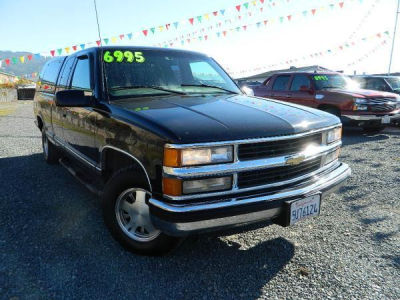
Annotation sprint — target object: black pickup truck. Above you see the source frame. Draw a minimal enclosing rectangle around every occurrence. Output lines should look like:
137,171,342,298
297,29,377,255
33,46,350,255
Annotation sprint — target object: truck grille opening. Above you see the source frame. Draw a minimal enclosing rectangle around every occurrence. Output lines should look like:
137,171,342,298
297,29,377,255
237,157,321,189
238,133,322,161
368,97,398,112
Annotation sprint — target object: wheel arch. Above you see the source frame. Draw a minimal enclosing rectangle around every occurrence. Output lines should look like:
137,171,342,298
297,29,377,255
36,115,44,131
317,104,341,117
100,146,152,191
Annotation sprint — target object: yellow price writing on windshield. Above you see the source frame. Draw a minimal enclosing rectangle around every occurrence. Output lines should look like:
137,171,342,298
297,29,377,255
103,51,145,63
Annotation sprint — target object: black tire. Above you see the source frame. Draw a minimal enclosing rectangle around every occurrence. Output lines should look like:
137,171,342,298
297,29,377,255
102,166,182,256
362,125,385,134
41,129,59,164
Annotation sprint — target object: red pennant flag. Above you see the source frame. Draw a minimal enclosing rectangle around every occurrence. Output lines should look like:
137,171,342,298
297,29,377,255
166,24,170,30
339,2,344,8
213,11,218,16
223,31,227,36
263,20,268,25
236,5,241,12
5,58,10,65
119,34,124,40
260,7,263,12
50,50,55,57
189,18,194,25
187,38,190,43
96,40,101,46
260,0,264,3
377,33,382,38
238,15,242,20
339,46,343,50
287,15,292,21
72,45,77,51
205,35,208,40
142,30,148,36
28,54,33,60
311,9,316,15
243,25,247,30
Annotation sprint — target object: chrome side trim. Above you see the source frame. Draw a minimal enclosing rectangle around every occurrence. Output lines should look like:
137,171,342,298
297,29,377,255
163,160,340,201
163,141,341,178
149,163,351,213
52,135,101,171
165,124,341,149
100,145,152,192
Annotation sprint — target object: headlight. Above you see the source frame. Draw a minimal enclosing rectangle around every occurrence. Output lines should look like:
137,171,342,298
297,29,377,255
164,146,233,167
353,104,368,111
354,98,367,104
162,176,232,196
326,127,342,144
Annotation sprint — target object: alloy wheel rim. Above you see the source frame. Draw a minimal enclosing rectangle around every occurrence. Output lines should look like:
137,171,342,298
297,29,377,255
115,188,161,242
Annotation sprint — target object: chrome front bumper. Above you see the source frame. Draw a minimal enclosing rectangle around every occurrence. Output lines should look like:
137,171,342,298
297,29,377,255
342,112,400,122
149,162,351,236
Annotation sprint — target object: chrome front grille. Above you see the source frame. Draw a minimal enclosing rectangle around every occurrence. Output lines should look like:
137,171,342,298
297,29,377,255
367,97,398,112
238,133,322,161
237,157,322,189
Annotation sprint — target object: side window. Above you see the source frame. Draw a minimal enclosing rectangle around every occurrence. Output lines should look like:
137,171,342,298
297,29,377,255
263,77,271,87
366,78,387,91
272,75,291,91
40,59,63,93
57,57,75,88
290,75,311,91
71,57,91,90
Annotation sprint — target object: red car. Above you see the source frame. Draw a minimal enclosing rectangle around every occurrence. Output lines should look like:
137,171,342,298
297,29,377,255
253,72,400,132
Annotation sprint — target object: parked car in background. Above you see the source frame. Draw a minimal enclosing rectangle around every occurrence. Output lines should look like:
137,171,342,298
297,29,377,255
253,72,400,132
352,75,400,95
33,47,350,255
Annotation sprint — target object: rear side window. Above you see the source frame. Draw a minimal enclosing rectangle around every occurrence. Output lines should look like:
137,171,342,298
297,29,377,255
40,59,64,93
290,75,311,91
71,58,91,90
272,75,290,91
57,57,75,88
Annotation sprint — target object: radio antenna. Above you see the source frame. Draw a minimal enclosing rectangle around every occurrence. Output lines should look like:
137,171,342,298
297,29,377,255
388,0,400,75
93,0,102,46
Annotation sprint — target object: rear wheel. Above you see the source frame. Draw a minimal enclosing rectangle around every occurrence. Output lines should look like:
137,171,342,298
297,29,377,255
102,167,182,256
41,129,59,164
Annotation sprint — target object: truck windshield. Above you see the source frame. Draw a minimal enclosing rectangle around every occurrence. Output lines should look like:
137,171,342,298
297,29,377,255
312,74,359,90
102,49,241,99
385,77,400,90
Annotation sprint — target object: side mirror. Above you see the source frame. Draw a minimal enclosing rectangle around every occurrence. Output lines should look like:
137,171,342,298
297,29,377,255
300,85,314,94
55,90,92,107
241,85,255,96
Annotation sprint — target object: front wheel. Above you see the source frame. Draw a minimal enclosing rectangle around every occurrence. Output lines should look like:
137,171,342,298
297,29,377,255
102,167,182,256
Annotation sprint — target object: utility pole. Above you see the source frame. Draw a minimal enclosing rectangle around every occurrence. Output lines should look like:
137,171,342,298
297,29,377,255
93,0,102,46
388,0,400,75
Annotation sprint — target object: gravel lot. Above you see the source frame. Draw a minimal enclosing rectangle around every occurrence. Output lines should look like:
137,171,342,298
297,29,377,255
1,102,399,300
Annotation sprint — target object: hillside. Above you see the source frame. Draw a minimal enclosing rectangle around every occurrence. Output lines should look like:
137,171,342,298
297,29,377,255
0,51,50,76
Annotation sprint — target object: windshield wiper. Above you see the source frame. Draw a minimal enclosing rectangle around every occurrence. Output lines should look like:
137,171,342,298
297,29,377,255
181,84,238,94
110,85,186,95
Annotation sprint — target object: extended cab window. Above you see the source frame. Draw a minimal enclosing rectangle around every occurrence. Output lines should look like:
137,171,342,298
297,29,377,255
290,75,311,91
103,49,240,99
40,59,63,93
57,57,75,88
272,75,290,91
71,57,91,90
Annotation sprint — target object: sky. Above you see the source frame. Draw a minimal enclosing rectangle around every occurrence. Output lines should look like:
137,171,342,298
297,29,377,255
0,0,399,77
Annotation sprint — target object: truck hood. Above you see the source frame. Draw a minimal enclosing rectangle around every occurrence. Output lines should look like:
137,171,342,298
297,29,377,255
112,94,339,143
320,88,398,98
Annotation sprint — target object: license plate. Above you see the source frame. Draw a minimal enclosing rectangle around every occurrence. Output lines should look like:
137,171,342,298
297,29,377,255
382,115,391,124
289,194,321,225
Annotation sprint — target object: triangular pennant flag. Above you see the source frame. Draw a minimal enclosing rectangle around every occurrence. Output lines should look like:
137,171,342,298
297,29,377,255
34,53,41,59
260,0,264,3
243,25,247,30
142,30,148,36
151,28,155,34
236,5,241,12
119,34,124,40
158,26,164,32
189,18,194,25
302,10,307,16
127,33,133,39
28,54,33,60
50,50,55,57
252,0,257,5
236,27,240,32
256,22,261,28
264,20,268,25
65,47,70,54
72,45,77,51
204,14,209,20
5,58,10,65
96,40,101,46
222,31,227,36
111,36,117,43
80,44,85,50
166,24,170,30
197,16,202,22
12,57,18,64
311,9,316,15
57,49,63,55
213,11,218,16
287,15,292,21
20,56,25,63
329,4,334,9
217,32,221,37
104,38,109,44
204,35,208,40
260,7,263,12
173,22,179,29
279,16,284,23
377,33,382,38
339,2,344,8
244,3,249,9
384,31,390,35
220,9,225,15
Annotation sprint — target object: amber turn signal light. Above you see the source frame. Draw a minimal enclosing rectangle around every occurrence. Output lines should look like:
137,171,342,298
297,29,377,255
164,148,181,167
162,177,182,196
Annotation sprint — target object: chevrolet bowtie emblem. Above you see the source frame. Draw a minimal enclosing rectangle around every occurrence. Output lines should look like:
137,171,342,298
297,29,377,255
285,155,306,166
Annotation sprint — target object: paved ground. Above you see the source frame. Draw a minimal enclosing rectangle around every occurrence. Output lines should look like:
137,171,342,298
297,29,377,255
0,102,399,300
